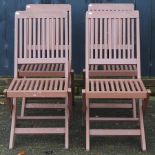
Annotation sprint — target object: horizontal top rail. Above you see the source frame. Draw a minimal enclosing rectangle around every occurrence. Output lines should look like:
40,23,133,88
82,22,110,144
88,3,134,11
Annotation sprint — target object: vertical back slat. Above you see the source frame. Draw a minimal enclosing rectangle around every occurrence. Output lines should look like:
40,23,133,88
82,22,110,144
46,18,50,58
95,18,98,59
131,19,134,60
19,19,22,58
65,16,68,78
127,18,131,59
99,18,102,59
33,18,36,58
51,18,54,58
42,18,45,58
90,18,94,59
108,18,112,59
28,18,32,58
113,18,117,59
56,18,59,58
104,18,107,59
122,18,125,59
60,17,63,59
118,18,121,59
37,18,41,58
24,18,27,58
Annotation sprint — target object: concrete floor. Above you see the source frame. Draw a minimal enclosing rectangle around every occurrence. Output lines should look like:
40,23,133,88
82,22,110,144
0,97,155,155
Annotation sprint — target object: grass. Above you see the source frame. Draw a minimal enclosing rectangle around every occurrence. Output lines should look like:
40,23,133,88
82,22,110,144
0,97,155,155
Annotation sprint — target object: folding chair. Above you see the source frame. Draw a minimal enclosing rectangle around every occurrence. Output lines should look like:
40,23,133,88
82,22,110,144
82,3,137,126
83,11,150,151
6,11,71,149
17,4,73,119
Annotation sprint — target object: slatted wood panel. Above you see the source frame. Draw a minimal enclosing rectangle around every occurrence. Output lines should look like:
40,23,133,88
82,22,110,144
18,63,65,77
85,11,141,80
7,78,67,98
89,64,137,77
87,79,147,98
88,3,134,11
14,11,69,77
26,4,72,62
87,3,137,77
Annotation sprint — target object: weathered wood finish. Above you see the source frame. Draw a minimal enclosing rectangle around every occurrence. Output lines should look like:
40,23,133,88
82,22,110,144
89,64,137,77
84,10,149,151
88,3,134,11
86,11,140,80
7,78,68,98
22,4,74,114
87,79,147,99
7,10,70,149
18,63,65,77
15,11,69,78
86,4,137,77
24,3,74,114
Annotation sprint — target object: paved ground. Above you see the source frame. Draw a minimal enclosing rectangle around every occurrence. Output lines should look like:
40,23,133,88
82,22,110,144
0,97,155,155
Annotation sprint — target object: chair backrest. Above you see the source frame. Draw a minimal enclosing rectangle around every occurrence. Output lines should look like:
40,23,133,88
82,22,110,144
26,4,72,65
85,11,141,89
88,4,137,77
88,3,134,11
14,11,69,78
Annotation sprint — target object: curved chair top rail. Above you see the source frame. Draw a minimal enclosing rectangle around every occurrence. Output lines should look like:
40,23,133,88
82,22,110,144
88,3,134,11
26,4,71,12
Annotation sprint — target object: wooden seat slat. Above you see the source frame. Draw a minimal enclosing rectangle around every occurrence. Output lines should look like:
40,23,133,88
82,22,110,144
8,78,67,93
88,79,147,93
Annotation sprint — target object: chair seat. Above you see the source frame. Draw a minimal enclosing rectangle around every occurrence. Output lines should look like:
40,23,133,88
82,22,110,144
18,64,65,77
89,64,137,77
7,78,68,98
86,79,147,99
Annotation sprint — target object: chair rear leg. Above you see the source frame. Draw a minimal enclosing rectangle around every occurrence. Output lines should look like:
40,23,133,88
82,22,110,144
21,98,26,117
82,90,86,127
139,99,146,151
86,98,90,151
71,70,74,105
65,96,69,149
9,98,17,149
68,90,72,126
132,99,137,118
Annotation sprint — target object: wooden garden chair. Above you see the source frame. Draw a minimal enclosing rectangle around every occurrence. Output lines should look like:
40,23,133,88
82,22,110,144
6,11,71,149
17,4,73,119
82,3,137,126
83,11,150,151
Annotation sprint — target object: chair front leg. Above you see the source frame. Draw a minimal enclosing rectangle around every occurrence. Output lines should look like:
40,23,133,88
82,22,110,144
9,98,17,149
65,96,69,149
139,99,146,151
86,97,90,151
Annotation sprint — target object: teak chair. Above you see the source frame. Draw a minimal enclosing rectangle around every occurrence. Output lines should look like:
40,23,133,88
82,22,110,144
83,11,150,151
6,11,71,149
82,3,138,126
17,4,73,119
